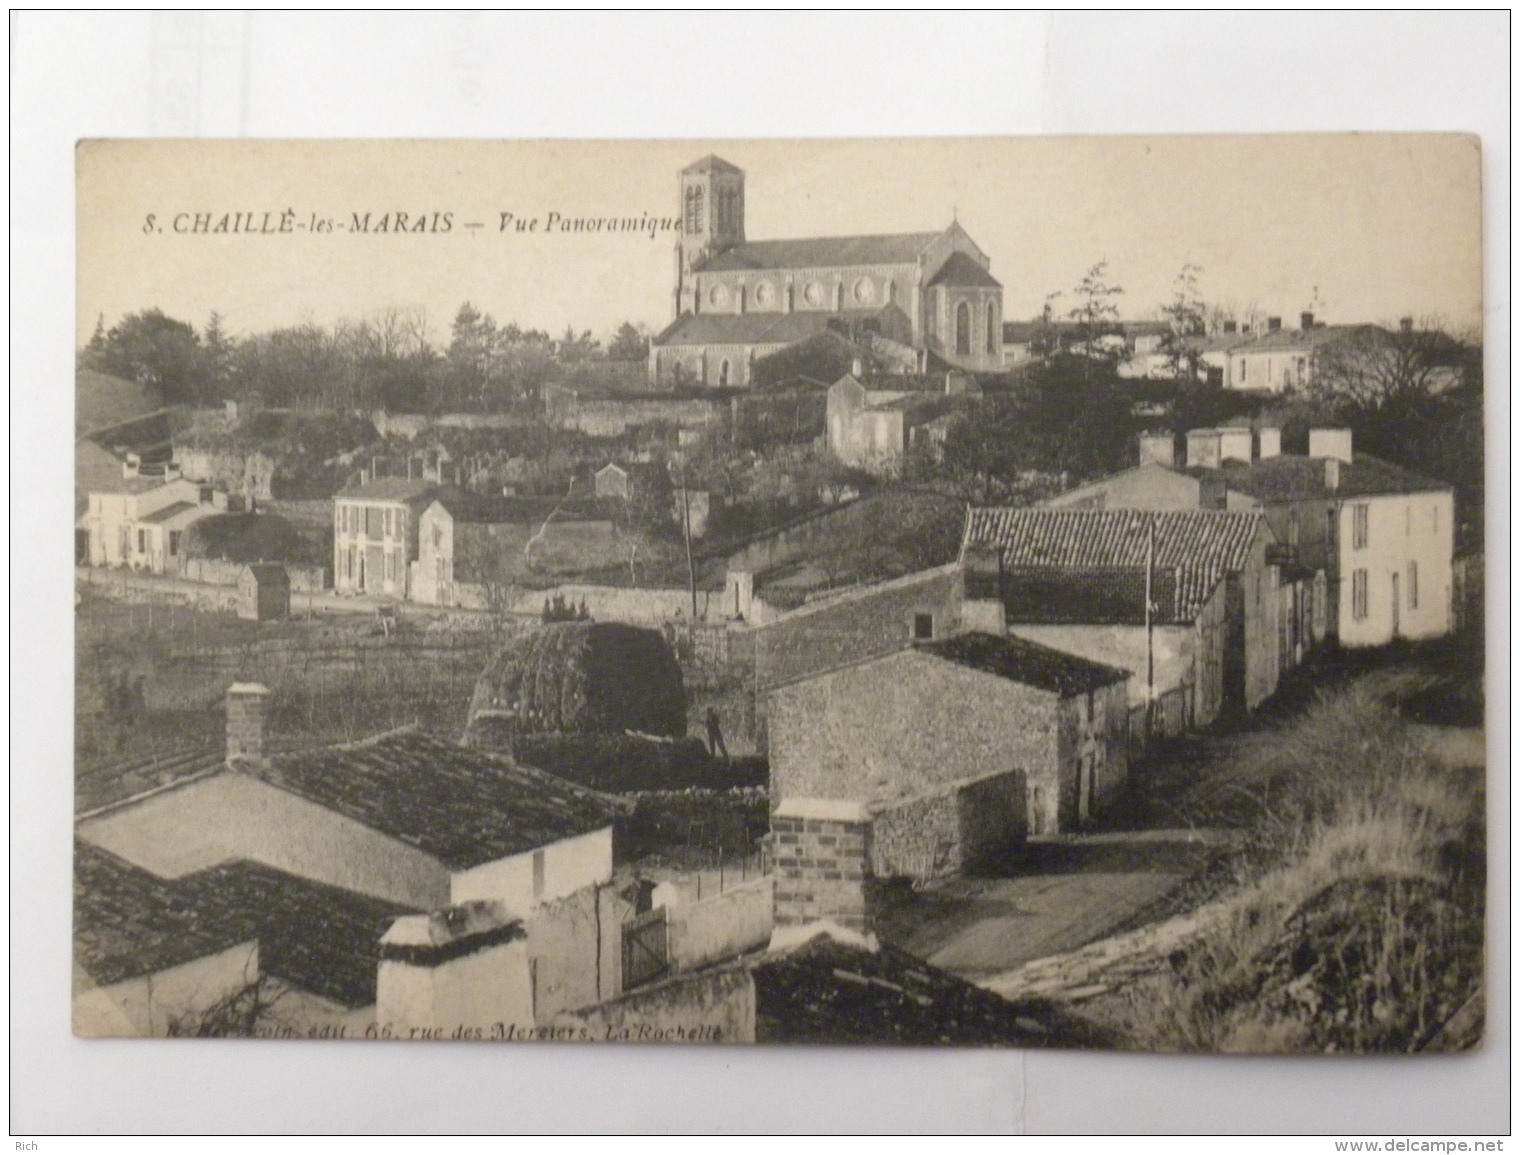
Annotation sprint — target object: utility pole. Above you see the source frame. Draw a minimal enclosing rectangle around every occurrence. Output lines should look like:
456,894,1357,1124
1144,514,1156,744
676,456,698,622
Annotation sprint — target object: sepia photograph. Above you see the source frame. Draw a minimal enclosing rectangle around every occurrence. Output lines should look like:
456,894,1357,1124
71,134,1486,1055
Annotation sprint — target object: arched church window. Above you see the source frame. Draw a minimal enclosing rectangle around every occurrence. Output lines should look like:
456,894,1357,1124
956,302,971,356
986,301,998,355
804,281,826,307
754,282,776,308
853,277,875,305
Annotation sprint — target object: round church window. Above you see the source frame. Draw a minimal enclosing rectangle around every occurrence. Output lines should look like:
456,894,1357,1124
853,277,876,305
754,281,776,308
803,281,826,307
708,284,727,308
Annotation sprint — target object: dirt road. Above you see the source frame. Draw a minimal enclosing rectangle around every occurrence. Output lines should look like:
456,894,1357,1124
874,829,1235,983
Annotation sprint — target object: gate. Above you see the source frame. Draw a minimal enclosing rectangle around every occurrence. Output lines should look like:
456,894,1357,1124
621,907,669,990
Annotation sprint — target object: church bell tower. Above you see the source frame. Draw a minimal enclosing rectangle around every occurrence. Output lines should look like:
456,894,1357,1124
675,155,745,316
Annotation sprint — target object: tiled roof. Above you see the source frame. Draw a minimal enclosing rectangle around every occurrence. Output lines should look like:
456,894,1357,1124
698,232,941,273
963,507,1267,621
76,747,228,815
916,632,1130,695
249,730,620,870
925,251,1001,289
74,840,257,989
74,841,414,1007
752,935,1116,1047
1211,453,1450,501
334,478,438,503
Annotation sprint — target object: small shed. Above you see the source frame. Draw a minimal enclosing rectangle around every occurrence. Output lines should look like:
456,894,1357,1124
237,563,290,621
594,463,630,499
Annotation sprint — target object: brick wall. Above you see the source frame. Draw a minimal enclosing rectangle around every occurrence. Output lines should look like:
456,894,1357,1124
770,813,870,931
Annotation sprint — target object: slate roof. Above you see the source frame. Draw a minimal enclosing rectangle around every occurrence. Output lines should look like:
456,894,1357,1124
653,311,866,348
74,841,414,1008
697,232,941,274
925,250,1001,289
428,488,613,525
916,632,1130,695
137,500,199,524
681,154,743,175
963,507,1267,622
334,478,438,503
752,935,1116,1047
248,730,620,870
1231,323,1384,354
1209,453,1450,501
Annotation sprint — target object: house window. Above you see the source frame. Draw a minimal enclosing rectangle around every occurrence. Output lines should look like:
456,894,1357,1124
912,612,935,640
1408,561,1419,609
1352,568,1369,620
136,529,146,554
986,301,998,355
1288,511,1300,548
168,531,180,556
366,507,384,541
532,849,546,899
955,302,971,356
1352,503,1369,549
385,508,393,537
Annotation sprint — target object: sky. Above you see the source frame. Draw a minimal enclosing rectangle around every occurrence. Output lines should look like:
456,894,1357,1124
77,134,1484,347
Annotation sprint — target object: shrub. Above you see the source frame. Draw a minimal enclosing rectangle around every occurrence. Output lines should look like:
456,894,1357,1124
504,732,765,794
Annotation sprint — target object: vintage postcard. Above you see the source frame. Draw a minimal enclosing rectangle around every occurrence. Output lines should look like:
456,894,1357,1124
73,136,1485,1051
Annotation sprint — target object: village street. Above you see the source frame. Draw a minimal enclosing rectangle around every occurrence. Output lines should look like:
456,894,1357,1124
874,828,1237,982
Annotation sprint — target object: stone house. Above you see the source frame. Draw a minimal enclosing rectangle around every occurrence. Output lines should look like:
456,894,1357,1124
412,490,624,608
1223,316,1383,392
1056,427,1448,648
749,562,965,692
768,632,1130,843
332,477,437,600
961,506,1281,727
237,563,290,621
824,370,976,475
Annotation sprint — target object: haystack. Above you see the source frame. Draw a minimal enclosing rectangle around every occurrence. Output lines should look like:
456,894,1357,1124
466,622,686,742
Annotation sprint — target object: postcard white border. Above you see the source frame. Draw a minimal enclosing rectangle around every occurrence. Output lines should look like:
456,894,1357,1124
11,10,1509,1136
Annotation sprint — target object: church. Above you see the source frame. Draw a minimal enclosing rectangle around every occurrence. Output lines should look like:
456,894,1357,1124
648,155,1004,388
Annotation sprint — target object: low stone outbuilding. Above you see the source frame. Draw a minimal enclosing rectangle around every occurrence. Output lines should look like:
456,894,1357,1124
237,564,290,621
768,632,1132,851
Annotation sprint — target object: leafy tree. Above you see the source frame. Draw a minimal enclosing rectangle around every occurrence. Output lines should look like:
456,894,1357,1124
1158,263,1209,382
79,308,209,405
1067,261,1125,366
607,322,649,362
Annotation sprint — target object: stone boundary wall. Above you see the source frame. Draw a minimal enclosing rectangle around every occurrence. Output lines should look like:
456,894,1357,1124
666,876,774,974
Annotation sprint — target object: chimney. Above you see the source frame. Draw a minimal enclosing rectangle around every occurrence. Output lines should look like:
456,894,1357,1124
1300,312,1315,331
376,902,533,1034
1137,431,1176,468
1324,458,1340,491
1258,427,1282,459
1186,428,1223,470
1400,316,1414,334
225,683,270,761
770,798,873,934
1267,316,1282,332
850,357,863,378
1222,320,1237,334
1309,427,1354,464
1219,427,1252,464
